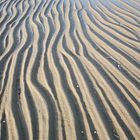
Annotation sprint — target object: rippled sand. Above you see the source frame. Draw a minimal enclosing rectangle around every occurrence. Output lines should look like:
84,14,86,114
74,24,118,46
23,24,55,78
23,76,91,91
0,0,140,139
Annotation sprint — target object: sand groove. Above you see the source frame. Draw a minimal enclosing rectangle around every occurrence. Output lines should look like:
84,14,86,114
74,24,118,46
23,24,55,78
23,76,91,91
0,0,140,140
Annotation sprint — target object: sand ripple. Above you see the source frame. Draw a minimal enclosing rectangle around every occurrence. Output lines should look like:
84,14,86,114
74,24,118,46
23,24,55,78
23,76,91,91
0,0,140,139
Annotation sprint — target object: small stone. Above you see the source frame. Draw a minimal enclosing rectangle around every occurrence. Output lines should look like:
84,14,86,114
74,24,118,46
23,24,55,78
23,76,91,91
2,120,6,123
76,85,79,88
81,131,84,134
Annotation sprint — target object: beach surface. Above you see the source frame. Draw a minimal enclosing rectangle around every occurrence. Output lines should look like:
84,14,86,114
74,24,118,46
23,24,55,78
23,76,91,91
0,0,140,139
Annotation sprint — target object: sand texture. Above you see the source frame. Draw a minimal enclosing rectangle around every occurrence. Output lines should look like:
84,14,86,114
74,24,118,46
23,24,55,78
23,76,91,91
0,0,140,139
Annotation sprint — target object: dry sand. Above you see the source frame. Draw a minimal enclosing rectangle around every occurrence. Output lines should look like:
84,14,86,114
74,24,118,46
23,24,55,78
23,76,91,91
0,0,140,139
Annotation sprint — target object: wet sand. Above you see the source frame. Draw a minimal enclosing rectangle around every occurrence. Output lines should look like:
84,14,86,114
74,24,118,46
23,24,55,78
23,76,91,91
0,0,140,139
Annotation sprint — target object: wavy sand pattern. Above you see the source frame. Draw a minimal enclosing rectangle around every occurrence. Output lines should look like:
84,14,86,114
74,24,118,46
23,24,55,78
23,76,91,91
0,0,140,139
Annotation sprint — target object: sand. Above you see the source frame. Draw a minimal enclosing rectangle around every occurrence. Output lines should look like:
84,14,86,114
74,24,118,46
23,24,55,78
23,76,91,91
0,0,140,139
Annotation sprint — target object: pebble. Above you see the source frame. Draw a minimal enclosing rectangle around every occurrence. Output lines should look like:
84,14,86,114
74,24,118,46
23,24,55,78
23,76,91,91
94,130,97,134
114,134,120,138
117,64,121,70
2,120,6,123
76,85,79,88
81,131,84,134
